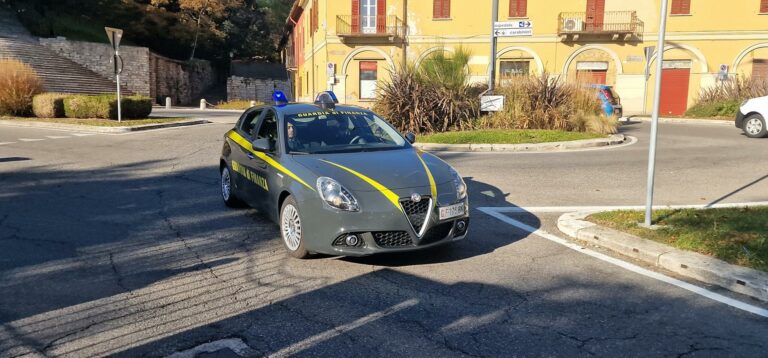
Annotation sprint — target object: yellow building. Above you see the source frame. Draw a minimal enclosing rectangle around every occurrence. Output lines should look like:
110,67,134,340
282,0,768,115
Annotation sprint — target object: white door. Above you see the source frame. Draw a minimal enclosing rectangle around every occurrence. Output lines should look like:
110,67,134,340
361,0,377,33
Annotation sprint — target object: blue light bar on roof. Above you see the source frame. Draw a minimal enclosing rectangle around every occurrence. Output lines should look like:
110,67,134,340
272,91,288,106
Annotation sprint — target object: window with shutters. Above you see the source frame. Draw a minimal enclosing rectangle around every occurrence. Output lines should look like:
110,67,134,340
509,0,527,18
433,0,451,19
670,0,691,15
761,0,768,13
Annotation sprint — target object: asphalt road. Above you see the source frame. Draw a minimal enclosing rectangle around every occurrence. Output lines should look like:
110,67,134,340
0,115,767,357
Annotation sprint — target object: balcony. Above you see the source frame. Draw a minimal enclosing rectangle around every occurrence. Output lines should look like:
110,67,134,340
557,11,643,41
336,15,405,42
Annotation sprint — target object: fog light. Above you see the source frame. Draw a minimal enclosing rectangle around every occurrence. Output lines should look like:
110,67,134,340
456,220,467,231
345,235,360,246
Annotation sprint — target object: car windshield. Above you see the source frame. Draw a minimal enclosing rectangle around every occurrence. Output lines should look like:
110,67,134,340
284,110,407,154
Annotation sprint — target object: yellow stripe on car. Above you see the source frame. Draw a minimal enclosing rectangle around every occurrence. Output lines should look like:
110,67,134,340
227,131,315,191
320,159,403,212
417,154,438,199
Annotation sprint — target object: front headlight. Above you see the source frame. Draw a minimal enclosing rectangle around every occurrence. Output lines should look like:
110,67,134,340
450,168,467,200
316,177,360,211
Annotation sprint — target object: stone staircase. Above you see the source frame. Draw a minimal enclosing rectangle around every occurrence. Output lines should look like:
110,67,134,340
0,8,126,95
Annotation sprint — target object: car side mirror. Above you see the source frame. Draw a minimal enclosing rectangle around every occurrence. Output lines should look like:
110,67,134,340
251,137,272,152
405,132,416,144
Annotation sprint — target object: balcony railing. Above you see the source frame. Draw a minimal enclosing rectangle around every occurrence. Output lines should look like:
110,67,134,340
336,15,405,41
558,11,643,39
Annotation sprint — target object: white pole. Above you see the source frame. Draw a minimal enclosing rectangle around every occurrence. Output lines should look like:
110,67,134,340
644,0,670,227
488,0,498,94
116,49,122,123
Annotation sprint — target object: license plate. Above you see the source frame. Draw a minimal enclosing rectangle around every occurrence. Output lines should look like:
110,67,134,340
439,203,465,220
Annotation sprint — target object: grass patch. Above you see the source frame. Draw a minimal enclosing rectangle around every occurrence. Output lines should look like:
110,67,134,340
1,116,190,127
419,129,605,144
215,100,263,110
588,207,768,272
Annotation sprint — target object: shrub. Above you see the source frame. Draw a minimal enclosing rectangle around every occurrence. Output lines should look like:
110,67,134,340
216,100,264,110
375,48,484,133
32,93,70,118
64,95,152,119
476,73,613,134
685,99,741,118
0,59,44,116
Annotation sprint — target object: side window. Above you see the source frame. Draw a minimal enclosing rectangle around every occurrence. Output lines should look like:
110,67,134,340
239,109,263,138
256,110,279,152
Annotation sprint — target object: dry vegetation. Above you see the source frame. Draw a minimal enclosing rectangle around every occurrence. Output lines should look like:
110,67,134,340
0,59,43,116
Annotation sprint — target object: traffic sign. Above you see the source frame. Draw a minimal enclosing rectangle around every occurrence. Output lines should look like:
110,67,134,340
493,28,533,37
494,21,533,29
326,63,335,77
104,27,123,51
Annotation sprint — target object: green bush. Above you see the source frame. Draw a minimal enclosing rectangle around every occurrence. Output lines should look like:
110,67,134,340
32,93,69,118
374,48,484,133
63,95,152,119
685,99,741,118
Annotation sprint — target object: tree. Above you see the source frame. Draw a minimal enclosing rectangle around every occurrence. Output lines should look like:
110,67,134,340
179,0,243,59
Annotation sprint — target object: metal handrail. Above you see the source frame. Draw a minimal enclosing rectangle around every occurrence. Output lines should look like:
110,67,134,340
558,11,644,35
336,15,405,38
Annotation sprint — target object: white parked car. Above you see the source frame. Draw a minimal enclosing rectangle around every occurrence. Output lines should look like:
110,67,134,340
736,97,768,138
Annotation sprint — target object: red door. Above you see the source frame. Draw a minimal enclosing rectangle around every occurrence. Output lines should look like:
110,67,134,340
577,70,607,84
659,68,690,116
585,0,605,32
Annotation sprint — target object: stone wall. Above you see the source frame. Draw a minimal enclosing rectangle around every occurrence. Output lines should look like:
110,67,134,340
227,76,293,103
39,37,151,96
39,37,217,105
150,54,217,105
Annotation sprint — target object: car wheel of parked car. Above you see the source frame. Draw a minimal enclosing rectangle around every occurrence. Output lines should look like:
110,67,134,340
743,114,768,138
221,166,244,208
280,195,310,259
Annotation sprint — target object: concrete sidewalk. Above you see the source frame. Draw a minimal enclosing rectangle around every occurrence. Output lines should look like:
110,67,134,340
558,211,768,302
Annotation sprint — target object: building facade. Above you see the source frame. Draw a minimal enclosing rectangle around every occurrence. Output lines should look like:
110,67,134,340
282,0,768,115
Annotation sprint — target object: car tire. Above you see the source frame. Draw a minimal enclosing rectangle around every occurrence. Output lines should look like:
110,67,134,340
280,195,310,259
743,114,768,138
221,165,244,208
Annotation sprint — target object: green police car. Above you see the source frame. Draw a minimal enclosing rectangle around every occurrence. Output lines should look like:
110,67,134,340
220,91,469,258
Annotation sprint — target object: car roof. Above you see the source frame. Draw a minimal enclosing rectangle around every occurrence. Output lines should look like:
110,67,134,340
271,103,372,116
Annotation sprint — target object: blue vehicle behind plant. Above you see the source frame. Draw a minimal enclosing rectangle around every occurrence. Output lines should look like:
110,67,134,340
592,84,623,118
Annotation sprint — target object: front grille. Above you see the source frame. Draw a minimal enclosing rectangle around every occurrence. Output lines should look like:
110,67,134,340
373,231,413,247
419,222,454,246
400,197,431,233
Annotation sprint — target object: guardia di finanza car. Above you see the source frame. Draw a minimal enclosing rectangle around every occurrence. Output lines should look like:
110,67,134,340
220,91,469,258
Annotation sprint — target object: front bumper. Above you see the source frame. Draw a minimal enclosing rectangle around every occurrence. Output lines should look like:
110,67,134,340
735,111,746,128
299,187,470,256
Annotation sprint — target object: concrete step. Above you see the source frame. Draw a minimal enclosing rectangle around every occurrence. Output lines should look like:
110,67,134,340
0,37,133,95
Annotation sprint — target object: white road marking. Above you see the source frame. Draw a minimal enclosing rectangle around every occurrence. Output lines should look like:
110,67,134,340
432,136,639,155
267,299,419,357
478,207,768,318
484,202,768,214
165,338,250,358
46,135,70,139
18,138,44,142
0,142,15,146
71,133,96,137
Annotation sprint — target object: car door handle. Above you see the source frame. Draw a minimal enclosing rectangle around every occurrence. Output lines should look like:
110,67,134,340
246,153,255,160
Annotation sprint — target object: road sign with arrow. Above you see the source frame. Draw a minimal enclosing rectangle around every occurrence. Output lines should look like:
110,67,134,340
493,21,533,37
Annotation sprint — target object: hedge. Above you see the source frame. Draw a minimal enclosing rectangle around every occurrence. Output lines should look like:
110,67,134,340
63,95,152,119
32,93,69,118
684,99,741,118
0,59,43,116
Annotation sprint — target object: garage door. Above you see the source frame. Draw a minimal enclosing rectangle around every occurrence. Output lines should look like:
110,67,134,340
659,65,690,116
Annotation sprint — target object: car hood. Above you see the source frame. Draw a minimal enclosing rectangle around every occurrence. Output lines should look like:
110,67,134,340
292,149,454,192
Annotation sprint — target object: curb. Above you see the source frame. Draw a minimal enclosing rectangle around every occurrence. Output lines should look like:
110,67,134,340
557,211,768,302
624,116,734,126
0,119,210,134
414,134,626,152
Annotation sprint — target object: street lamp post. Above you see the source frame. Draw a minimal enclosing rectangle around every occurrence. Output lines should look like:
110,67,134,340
644,1,670,227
